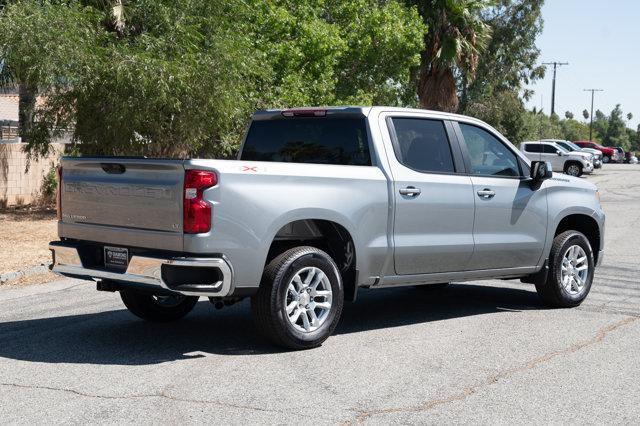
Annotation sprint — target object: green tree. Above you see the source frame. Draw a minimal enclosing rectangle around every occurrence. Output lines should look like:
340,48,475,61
465,89,528,143
591,109,608,142
408,0,493,112
564,111,574,120
604,104,630,149
582,109,589,120
0,0,37,142
0,0,426,157
520,110,563,141
462,0,544,109
560,119,590,142
455,0,544,141
250,0,426,108
1,0,265,157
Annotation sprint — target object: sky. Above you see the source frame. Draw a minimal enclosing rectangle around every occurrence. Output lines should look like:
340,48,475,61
524,0,640,129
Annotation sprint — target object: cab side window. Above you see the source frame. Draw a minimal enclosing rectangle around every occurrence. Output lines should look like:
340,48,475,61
459,123,521,177
391,118,455,174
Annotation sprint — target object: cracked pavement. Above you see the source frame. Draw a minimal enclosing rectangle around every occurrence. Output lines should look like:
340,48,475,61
1,164,639,424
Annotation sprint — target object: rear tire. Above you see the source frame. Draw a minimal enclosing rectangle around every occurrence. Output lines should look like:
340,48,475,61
535,231,594,308
251,246,344,350
603,155,610,163
564,162,583,177
120,289,199,322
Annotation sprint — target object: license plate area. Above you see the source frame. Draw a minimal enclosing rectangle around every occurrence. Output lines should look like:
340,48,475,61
104,246,129,270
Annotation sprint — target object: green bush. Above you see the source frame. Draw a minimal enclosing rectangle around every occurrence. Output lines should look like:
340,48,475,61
41,165,57,205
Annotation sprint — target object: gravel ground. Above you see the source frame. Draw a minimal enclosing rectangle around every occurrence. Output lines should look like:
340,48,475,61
0,207,57,277
0,164,639,424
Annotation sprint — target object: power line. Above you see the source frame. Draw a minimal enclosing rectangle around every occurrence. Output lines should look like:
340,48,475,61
542,61,569,116
583,88,604,141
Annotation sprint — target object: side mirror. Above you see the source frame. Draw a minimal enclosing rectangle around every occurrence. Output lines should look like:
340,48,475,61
531,161,553,182
556,150,563,156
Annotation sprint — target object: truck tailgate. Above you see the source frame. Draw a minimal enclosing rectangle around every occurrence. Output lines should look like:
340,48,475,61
59,158,185,250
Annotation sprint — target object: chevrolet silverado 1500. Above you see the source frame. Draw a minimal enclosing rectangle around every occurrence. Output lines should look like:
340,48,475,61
49,107,605,349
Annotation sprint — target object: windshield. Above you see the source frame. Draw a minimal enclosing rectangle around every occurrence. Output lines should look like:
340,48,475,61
555,144,569,153
562,141,582,151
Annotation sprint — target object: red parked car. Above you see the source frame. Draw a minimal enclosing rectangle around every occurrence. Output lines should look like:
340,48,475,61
574,141,620,163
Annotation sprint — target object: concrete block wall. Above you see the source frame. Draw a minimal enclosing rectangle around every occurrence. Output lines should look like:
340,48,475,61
0,143,65,207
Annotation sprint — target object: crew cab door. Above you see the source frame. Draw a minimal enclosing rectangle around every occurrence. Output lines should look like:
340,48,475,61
454,122,547,270
384,115,475,275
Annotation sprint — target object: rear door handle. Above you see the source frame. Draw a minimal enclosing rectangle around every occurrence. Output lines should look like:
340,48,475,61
399,186,421,197
477,188,495,199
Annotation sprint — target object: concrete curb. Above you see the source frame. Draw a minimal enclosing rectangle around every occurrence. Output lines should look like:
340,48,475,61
0,265,49,284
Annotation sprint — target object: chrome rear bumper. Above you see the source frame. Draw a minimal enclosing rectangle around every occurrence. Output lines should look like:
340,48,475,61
49,241,233,297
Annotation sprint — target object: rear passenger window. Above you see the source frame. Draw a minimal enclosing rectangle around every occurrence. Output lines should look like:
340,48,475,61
390,118,455,173
524,144,542,153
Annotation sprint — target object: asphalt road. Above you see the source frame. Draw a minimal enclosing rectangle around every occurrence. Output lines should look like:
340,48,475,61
1,164,639,424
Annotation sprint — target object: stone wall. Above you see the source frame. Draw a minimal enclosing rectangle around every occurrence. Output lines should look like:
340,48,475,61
0,143,66,207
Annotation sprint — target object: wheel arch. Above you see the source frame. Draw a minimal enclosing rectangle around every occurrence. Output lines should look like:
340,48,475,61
563,160,583,174
261,211,359,302
554,214,601,264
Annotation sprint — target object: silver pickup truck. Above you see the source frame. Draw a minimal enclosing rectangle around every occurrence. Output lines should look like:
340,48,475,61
49,107,605,349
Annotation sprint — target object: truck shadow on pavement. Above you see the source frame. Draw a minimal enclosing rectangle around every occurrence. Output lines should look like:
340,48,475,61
0,283,544,365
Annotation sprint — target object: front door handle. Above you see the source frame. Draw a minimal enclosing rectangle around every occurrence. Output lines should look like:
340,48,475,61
399,186,421,197
477,188,496,199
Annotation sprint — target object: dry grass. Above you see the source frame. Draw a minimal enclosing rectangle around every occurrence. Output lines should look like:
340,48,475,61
5,271,59,287
0,206,58,280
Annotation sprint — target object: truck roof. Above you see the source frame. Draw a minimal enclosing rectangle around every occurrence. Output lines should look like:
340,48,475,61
252,106,491,126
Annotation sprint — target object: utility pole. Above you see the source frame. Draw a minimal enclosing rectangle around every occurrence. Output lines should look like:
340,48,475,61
542,61,569,116
583,88,604,141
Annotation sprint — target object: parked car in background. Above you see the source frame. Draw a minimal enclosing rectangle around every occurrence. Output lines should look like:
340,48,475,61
613,147,626,163
550,139,602,169
520,141,594,177
574,141,620,163
625,151,638,164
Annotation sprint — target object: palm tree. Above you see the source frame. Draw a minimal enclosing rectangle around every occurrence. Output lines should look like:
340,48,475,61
410,0,492,112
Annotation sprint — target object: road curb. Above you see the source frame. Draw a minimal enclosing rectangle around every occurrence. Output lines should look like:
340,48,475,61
0,265,49,284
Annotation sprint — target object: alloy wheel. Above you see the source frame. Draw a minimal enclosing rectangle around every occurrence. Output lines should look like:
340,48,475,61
285,267,333,333
567,164,580,176
560,245,589,295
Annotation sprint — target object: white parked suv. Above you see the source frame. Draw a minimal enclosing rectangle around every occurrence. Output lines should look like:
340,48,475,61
520,141,594,177
549,140,602,169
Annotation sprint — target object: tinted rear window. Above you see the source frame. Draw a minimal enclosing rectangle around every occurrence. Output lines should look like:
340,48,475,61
241,118,371,166
390,118,455,173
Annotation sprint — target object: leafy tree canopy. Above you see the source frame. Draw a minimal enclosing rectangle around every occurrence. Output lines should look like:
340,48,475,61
603,104,631,149
0,0,426,157
464,0,545,105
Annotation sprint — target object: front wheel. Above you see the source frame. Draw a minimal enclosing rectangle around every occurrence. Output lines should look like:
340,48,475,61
602,155,610,163
535,231,595,308
120,288,199,322
564,162,583,177
251,246,344,350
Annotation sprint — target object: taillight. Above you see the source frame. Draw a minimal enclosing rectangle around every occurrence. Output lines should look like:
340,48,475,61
183,170,217,234
56,166,62,221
